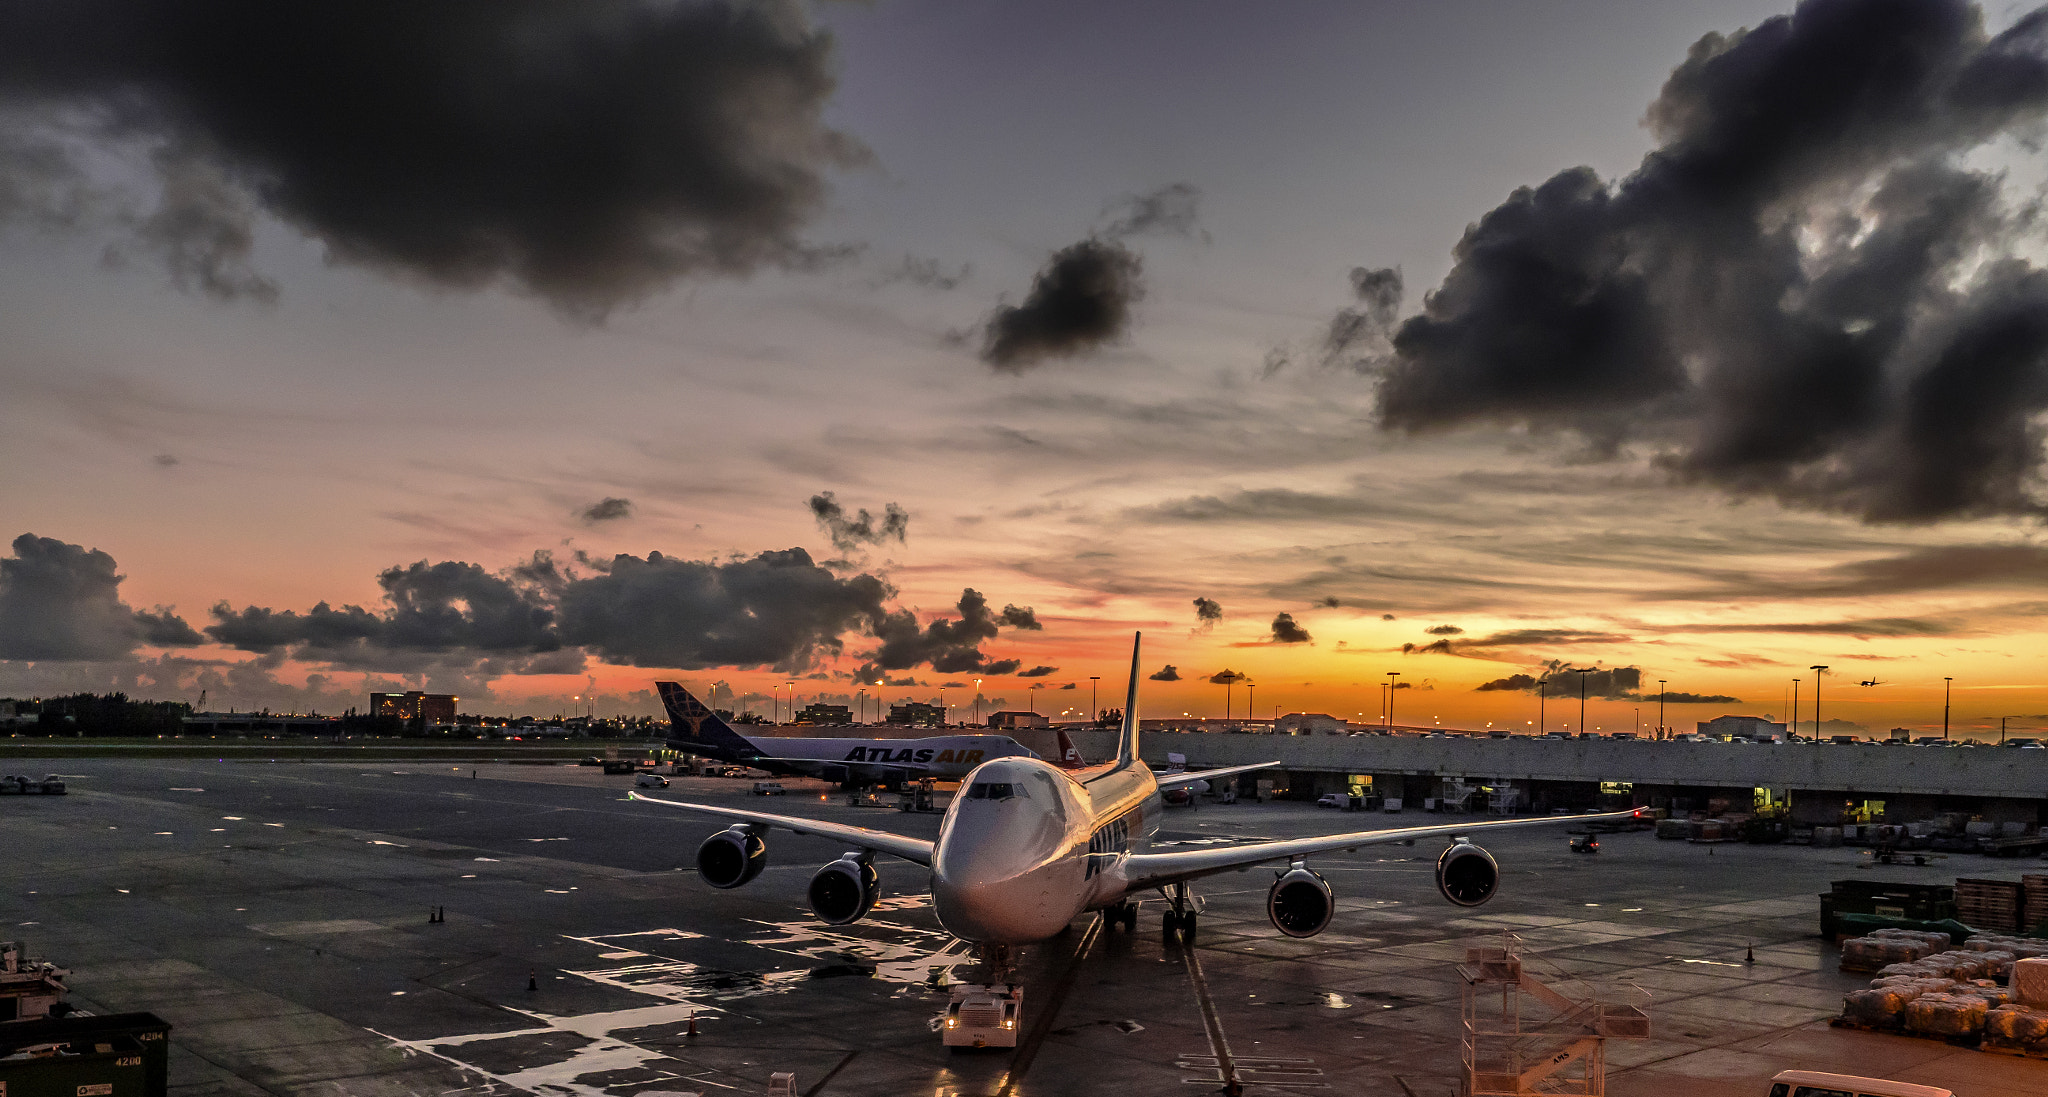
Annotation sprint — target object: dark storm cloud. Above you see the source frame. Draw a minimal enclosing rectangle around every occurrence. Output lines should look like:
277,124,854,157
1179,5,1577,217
998,604,1041,630
1424,624,1464,636
861,588,1035,677
1148,664,1181,681
561,548,888,671
1375,0,2048,523
0,0,860,317
808,492,909,553
1193,597,1223,627
581,497,634,524
979,238,1144,370
210,559,564,667
0,534,202,661
1099,183,1207,242
1017,665,1058,678
1477,666,1645,699
1321,267,1403,369
982,659,1022,676
1270,612,1312,644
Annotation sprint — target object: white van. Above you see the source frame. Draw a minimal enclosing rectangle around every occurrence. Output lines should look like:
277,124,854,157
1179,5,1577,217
1767,1070,1952,1097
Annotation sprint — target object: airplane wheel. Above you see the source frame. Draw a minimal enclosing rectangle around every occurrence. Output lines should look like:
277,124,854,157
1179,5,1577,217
1181,912,1198,943
1122,905,1138,932
1162,910,1180,935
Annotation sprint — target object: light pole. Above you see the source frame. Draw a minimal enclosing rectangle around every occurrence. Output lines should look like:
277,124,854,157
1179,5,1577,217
1572,667,1595,735
857,687,867,725
1944,677,1953,740
1538,674,1548,735
1246,680,1256,725
1386,672,1400,731
1790,678,1800,740
975,679,983,725
1090,676,1100,726
1811,666,1828,739
1658,679,1667,740
1223,674,1236,722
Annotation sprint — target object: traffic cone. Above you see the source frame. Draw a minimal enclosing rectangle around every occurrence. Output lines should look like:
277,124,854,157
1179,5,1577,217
527,970,538,992
686,1010,698,1037
1746,943,1756,964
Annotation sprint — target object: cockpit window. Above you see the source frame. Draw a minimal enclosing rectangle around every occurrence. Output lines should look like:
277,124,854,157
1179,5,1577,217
966,781,1028,801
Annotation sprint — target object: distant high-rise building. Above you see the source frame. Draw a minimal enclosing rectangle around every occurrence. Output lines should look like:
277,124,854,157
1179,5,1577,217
794,703,852,725
987,710,1049,729
369,691,458,724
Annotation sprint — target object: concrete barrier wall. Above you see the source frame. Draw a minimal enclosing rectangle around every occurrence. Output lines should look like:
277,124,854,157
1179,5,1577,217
1064,729,2048,799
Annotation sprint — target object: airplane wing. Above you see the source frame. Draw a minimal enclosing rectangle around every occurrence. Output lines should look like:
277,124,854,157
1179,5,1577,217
1118,808,1642,893
1155,760,1278,792
627,790,936,866
747,754,927,772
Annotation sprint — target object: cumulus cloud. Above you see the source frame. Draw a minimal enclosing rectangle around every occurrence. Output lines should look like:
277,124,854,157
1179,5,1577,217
1017,665,1059,678
808,492,909,553
860,588,1037,678
1192,597,1223,629
1207,668,1245,685
0,534,202,661
0,0,862,318
1375,0,2048,523
1476,666,1646,699
1148,664,1182,681
998,604,1042,630
581,497,633,524
1425,624,1464,636
980,237,1144,370
1270,612,1312,644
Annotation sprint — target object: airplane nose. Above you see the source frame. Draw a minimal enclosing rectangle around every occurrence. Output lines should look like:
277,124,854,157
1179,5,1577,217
931,823,1075,942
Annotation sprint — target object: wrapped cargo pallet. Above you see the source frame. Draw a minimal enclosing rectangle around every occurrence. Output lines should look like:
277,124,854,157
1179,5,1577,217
1904,991,1990,1038
2014,957,2048,1008
1919,950,1995,981
1843,978,1955,1028
1984,1004,2048,1054
1654,818,1688,840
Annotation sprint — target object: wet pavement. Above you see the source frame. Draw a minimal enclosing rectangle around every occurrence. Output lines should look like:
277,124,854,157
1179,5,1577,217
2,757,2043,1096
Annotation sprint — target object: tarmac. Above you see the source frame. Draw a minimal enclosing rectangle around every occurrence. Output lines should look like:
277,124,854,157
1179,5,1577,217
3,757,2045,1097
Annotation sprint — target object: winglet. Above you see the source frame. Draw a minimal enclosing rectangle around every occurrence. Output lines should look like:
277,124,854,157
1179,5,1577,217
1118,631,1141,768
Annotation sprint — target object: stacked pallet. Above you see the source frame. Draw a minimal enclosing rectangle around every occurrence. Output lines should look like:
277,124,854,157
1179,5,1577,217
1840,929,1951,974
1958,878,2026,933
2026,876,2048,932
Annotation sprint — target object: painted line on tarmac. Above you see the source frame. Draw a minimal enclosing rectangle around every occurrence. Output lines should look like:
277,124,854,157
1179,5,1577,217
995,915,1102,1096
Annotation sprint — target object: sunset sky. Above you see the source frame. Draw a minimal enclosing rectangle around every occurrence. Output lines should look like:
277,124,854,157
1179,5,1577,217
5,0,2048,737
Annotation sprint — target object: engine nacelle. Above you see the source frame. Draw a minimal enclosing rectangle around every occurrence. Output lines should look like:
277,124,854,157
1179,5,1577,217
1436,839,1498,907
1267,866,1334,938
808,853,881,925
696,826,767,889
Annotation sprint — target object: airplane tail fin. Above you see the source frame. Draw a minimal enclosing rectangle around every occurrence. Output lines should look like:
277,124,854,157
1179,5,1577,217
1117,632,1141,769
656,682,756,759
1054,726,1086,768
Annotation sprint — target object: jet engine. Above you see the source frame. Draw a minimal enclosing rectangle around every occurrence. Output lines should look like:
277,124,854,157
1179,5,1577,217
1267,865,1334,938
1436,839,1498,907
807,853,881,925
696,826,767,889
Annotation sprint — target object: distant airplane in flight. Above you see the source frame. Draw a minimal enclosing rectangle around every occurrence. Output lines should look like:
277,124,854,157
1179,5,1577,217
636,635,1640,1042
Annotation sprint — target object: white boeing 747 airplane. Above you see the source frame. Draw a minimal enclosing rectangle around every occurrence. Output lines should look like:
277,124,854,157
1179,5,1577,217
632,634,1641,1036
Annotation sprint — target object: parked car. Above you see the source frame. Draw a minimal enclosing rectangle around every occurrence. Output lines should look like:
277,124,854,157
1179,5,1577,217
633,772,669,789
750,781,788,796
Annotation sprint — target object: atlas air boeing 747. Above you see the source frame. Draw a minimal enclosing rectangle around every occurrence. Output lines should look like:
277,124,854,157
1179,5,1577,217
633,634,1642,1042
657,680,1038,784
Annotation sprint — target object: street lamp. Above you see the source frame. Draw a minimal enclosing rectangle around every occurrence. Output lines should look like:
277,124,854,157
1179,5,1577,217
1570,668,1596,735
1246,679,1256,725
1944,677,1953,741
1790,678,1800,739
1090,676,1100,726
1810,666,1828,739
1658,679,1667,741
1538,674,1549,735
975,679,983,725
857,687,867,725
1386,672,1400,731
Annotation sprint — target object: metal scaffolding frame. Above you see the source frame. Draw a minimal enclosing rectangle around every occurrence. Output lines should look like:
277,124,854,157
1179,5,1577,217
1458,933,1650,1097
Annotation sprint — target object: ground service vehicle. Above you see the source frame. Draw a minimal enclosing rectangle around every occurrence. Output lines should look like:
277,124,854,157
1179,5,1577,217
942,983,1022,1048
1766,1070,1952,1097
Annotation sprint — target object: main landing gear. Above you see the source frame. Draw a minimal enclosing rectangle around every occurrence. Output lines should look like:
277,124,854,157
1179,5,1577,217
1160,882,1198,943
1103,901,1139,932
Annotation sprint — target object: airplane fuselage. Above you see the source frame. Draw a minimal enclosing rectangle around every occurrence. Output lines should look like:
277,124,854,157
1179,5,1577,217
929,755,1161,944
